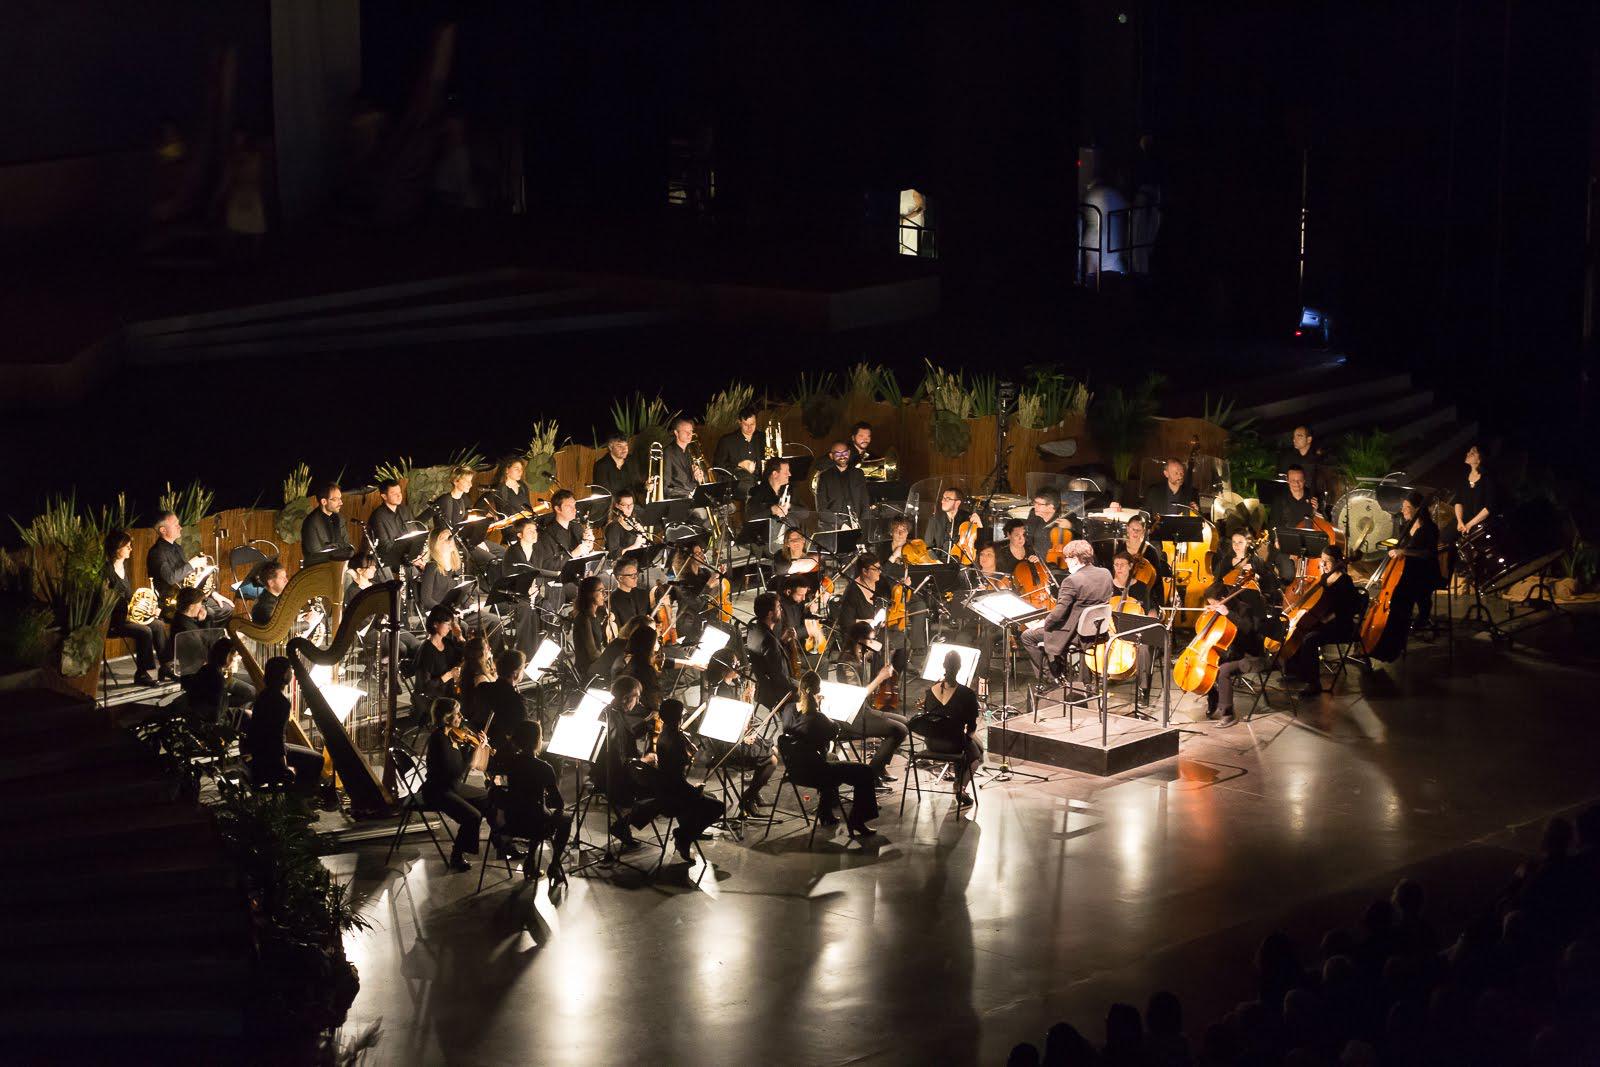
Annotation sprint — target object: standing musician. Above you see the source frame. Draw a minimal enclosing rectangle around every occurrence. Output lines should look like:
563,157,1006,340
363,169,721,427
746,457,793,521
1121,515,1171,610
746,592,799,724
423,697,516,872
663,417,704,498
1454,444,1495,537
1021,540,1114,684
833,620,909,787
1371,490,1441,661
572,575,614,679
1026,489,1077,565
846,421,876,466
592,432,642,497
1111,552,1156,705
924,487,973,559
701,652,779,816
1278,425,1326,498
609,560,652,627
418,528,466,616
1199,581,1266,727
413,606,464,708
782,671,880,836
1138,459,1199,517
713,408,763,487
641,698,726,862
369,478,426,580
487,719,570,885
815,441,871,525
300,483,354,565
433,465,504,566
105,530,170,686
604,488,652,557
148,511,234,622
596,675,654,852
1284,545,1362,697
915,649,984,807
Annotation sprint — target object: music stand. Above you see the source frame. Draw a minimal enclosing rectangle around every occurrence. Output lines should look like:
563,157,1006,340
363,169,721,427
570,687,613,722
968,590,1049,782
692,481,738,509
576,492,613,525
1110,610,1173,730
636,500,673,531
736,517,779,555
1153,515,1207,546
1275,526,1329,559
669,625,731,671
812,528,861,558
556,553,606,585
544,712,608,870
918,641,982,686
618,543,665,573
521,639,562,686
817,680,870,726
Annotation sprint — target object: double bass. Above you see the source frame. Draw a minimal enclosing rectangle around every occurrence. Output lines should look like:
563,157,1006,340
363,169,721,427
1358,551,1406,655
1172,565,1260,695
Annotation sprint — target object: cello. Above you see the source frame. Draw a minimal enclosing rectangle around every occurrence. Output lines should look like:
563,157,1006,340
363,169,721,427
1086,594,1145,680
1013,558,1056,610
1172,565,1260,694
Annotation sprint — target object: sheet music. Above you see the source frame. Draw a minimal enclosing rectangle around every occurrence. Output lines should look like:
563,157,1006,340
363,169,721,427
697,696,755,744
818,680,869,724
522,638,562,683
546,715,605,762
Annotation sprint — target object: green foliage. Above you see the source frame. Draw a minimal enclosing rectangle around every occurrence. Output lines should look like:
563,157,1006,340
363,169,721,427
842,362,882,408
1201,393,1256,434
276,498,314,545
1223,428,1278,499
931,407,972,458
967,373,1000,419
376,448,483,508
702,383,755,439
610,392,671,445
158,480,213,557
1562,538,1598,591
791,370,842,438
523,419,561,495
1335,429,1397,486
916,360,973,419
873,364,905,407
1016,366,1090,430
1087,373,1166,483
281,463,312,507
13,492,120,636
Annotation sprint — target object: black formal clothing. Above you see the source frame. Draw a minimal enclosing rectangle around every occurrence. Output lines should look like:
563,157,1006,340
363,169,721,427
463,678,529,744
181,663,253,723
423,727,500,860
412,637,462,708
1208,596,1265,716
605,518,647,557
1142,481,1199,516
778,595,809,643
488,748,570,859
1276,491,1316,529
713,431,762,479
1278,449,1328,495
146,538,193,599
418,562,462,615
429,491,472,531
502,541,543,580
610,586,651,627
595,698,657,811
1021,564,1116,675
833,653,909,775
781,712,879,826
745,623,796,717
815,465,870,522
1457,472,1496,526
250,589,280,626
541,519,582,562
300,509,353,565
915,684,984,786
834,580,879,633
1025,514,1077,564
169,614,227,675
106,567,169,671
1122,540,1171,608
492,482,532,518
664,442,698,498
1285,574,1363,683
924,510,971,558
574,612,611,679
646,728,724,843
746,479,788,518
623,658,664,713
368,503,420,569
1372,516,1441,661
244,689,322,792
591,454,642,497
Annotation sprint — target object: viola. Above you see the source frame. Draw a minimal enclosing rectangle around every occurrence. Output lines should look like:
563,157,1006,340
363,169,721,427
1172,566,1259,694
1045,520,1073,567
952,514,980,566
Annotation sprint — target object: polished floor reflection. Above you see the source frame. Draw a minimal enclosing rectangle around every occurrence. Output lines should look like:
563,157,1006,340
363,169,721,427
331,615,1600,1065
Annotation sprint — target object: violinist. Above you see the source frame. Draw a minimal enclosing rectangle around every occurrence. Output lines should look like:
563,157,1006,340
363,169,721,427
1021,540,1114,685
1214,528,1278,602
833,621,908,788
835,554,885,634
668,541,723,644
701,652,779,816
1284,545,1362,697
1121,515,1171,610
573,575,614,679
620,624,666,716
1200,582,1265,728
880,517,930,651
423,697,517,872
604,489,651,557
745,592,799,725
782,671,879,836
487,719,569,886
914,649,983,807
747,457,793,521
780,575,816,647
1111,553,1155,706
466,649,532,745
457,635,497,712
1371,491,1441,661
638,698,725,862
412,606,464,709
596,675,654,851
925,487,972,559
1025,489,1076,566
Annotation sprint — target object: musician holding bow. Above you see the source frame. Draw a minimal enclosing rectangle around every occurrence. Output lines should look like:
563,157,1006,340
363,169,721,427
1021,540,1113,685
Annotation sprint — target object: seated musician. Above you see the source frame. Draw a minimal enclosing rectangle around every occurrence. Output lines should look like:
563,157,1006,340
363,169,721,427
1277,465,1317,526
487,719,570,885
596,675,655,851
1455,444,1495,537
498,517,544,656
180,635,254,723
591,432,641,497
1285,545,1363,697
713,407,762,487
573,575,615,680
244,656,323,793
1026,489,1077,566
465,649,533,744
610,560,652,628
540,489,591,569
834,554,884,635
300,483,354,565
663,417,704,498
621,624,665,716
1372,491,1441,661
971,543,1010,591
915,649,984,807
815,441,870,525
250,560,290,626
701,652,779,816
780,575,817,648
418,528,465,616
169,586,226,669
924,487,972,559
1139,459,1198,517
458,635,496,709
1200,582,1266,727
746,457,793,522
423,697,517,872
666,543,721,647
1021,540,1114,685
1111,551,1156,705
746,592,799,724
486,723,576,889
1277,425,1326,499
1121,515,1171,610
604,488,651,557
879,517,928,651
368,478,426,581
833,621,908,787
638,698,725,862
847,421,875,467
998,519,1031,573
773,526,814,575
1213,528,1277,601
491,456,533,520
345,550,418,657
413,607,464,710
148,510,233,623
104,529,170,686
782,671,879,836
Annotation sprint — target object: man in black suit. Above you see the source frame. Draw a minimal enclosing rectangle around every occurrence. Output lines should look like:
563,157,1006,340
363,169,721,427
745,592,798,727
714,408,762,488
814,441,870,525
591,433,642,497
300,483,353,566
1021,539,1114,683
663,417,703,499
148,511,233,623
1141,458,1199,517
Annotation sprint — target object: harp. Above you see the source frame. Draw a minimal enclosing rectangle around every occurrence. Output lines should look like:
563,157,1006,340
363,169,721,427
286,580,401,819
227,560,347,748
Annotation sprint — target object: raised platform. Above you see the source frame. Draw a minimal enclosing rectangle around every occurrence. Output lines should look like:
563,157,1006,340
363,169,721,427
987,702,1180,776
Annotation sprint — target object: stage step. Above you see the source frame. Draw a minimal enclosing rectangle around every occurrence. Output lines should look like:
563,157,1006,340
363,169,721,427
1231,371,1413,424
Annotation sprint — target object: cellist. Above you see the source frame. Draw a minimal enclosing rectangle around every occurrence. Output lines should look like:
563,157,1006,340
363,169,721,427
1111,552,1156,706
1199,580,1266,728
1121,515,1171,611
1284,545,1363,697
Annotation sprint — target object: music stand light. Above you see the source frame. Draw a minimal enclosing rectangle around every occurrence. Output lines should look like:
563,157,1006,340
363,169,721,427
918,642,982,686
697,696,755,745
522,639,562,684
322,683,364,724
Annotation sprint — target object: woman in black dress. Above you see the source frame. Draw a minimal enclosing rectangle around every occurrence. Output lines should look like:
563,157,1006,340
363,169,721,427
781,670,880,836
1372,491,1441,661
103,530,169,686
423,697,516,871
572,575,613,679
913,649,984,806
412,606,464,710
418,528,465,616
244,656,323,792
1454,444,1496,537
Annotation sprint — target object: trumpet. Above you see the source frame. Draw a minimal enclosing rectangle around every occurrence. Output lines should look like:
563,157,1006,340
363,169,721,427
646,441,666,503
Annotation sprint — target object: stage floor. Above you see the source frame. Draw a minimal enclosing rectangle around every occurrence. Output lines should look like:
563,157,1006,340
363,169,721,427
327,607,1600,1065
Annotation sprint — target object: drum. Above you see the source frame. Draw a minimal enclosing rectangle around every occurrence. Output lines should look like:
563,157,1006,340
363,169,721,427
1331,490,1398,562
1458,516,1564,594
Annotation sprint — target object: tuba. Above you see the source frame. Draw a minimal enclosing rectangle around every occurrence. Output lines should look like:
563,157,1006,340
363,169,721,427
646,441,666,503
859,452,898,482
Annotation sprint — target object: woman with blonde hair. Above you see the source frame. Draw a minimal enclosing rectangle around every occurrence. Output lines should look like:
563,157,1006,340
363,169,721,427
419,527,463,615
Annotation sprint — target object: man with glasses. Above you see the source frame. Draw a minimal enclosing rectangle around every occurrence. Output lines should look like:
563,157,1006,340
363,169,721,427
924,487,972,559
815,441,870,527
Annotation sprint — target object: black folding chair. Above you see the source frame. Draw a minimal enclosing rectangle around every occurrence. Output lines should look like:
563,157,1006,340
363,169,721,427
383,746,451,867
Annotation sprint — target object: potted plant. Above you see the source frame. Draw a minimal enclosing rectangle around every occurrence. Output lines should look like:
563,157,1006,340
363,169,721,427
523,419,560,495
916,360,974,459
274,463,315,544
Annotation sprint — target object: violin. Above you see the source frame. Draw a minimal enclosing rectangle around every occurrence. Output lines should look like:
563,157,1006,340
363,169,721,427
952,514,980,566
446,716,494,775
1172,566,1259,694
1045,519,1074,567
